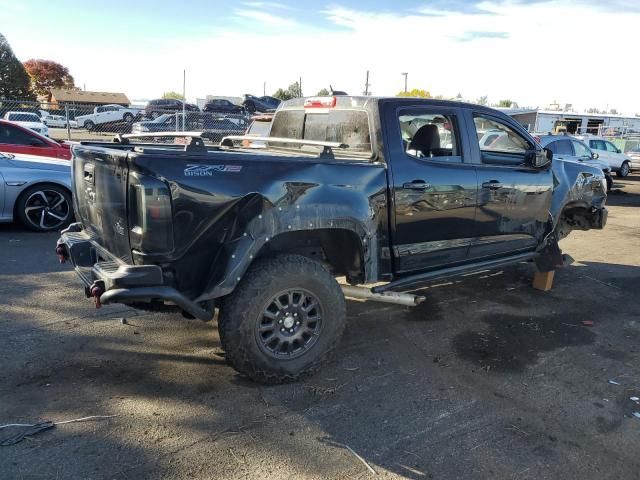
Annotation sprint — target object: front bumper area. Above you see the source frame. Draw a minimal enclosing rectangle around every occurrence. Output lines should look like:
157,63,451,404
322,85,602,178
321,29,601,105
56,223,212,321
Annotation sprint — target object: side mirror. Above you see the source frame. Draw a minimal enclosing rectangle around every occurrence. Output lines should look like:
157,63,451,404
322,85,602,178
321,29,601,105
592,152,599,160
525,148,552,168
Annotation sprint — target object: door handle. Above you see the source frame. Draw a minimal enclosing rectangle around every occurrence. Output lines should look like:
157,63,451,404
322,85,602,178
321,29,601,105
403,181,431,190
482,181,503,190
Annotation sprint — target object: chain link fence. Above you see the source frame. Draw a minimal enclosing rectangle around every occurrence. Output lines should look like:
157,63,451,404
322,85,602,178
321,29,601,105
0,98,252,144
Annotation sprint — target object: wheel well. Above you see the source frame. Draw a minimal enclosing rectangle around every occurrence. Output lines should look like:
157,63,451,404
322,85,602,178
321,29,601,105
255,229,365,283
13,182,72,218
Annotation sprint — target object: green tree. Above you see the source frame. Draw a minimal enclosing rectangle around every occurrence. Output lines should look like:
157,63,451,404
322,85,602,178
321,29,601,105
475,95,488,106
316,88,330,96
272,81,303,101
23,59,74,101
497,99,518,108
0,33,34,100
162,91,185,100
396,88,431,98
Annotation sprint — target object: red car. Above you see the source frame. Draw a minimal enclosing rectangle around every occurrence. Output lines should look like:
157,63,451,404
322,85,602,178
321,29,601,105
0,120,71,160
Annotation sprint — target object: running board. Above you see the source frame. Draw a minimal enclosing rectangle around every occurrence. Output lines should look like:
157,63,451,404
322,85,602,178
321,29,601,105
372,252,537,294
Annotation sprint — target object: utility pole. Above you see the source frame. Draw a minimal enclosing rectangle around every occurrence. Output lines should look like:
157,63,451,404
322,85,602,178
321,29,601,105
182,69,186,131
263,81,266,96
364,70,370,96
401,72,408,93
299,76,303,97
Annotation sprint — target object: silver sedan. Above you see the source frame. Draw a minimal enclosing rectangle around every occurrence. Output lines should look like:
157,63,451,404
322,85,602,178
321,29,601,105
0,152,73,232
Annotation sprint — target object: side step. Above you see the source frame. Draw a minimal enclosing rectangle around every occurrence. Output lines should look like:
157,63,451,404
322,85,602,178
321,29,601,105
372,252,537,294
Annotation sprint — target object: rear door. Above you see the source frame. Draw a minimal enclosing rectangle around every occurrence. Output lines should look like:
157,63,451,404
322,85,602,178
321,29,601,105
384,103,478,273
467,111,553,259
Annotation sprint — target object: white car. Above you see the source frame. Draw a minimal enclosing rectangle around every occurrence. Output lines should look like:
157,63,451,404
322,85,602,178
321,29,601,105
42,114,78,129
575,135,633,177
75,104,139,130
3,112,49,137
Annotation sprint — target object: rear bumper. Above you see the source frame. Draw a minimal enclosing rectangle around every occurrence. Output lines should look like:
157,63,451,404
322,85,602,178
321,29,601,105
56,223,212,321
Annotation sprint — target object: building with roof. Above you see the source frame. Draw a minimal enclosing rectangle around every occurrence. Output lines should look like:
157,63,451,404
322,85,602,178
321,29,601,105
500,108,640,135
49,89,130,106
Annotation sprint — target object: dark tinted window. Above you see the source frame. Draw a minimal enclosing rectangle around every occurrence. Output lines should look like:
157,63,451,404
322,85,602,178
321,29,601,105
270,109,371,155
547,140,573,155
0,124,37,145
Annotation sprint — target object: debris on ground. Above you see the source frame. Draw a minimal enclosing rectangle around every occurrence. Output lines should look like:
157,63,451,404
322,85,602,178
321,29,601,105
630,397,639,404
343,443,377,475
581,320,594,326
608,380,621,385
0,415,119,446
632,412,640,419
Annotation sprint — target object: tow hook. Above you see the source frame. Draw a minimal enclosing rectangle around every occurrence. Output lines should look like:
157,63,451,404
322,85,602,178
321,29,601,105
89,284,105,309
55,245,68,263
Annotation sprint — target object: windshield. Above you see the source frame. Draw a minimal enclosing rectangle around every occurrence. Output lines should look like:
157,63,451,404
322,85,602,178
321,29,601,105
7,113,41,122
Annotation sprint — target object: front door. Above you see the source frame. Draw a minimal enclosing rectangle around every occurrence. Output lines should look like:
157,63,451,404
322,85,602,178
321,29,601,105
467,112,554,259
385,104,478,274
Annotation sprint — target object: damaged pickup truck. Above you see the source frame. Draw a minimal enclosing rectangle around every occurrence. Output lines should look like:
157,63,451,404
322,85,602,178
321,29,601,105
56,96,607,383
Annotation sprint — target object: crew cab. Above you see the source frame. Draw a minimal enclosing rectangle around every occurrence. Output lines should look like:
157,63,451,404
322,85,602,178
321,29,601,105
75,104,139,130
56,97,607,383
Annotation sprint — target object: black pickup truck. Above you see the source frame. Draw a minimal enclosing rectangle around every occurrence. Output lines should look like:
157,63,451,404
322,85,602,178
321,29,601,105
56,96,607,383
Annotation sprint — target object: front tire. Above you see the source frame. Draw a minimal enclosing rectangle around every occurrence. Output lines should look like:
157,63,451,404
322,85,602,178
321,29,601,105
218,254,346,384
617,161,630,178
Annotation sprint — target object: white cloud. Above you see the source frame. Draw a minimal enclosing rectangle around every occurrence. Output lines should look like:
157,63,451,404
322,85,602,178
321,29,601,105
4,1,640,114
233,8,298,27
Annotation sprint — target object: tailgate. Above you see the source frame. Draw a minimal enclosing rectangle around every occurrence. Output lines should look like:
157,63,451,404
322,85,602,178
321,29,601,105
72,145,132,262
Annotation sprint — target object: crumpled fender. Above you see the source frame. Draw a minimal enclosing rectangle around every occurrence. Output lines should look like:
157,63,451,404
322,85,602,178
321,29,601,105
549,158,607,227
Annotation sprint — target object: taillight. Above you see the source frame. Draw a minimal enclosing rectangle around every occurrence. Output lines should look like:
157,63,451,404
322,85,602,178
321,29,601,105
129,173,174,255
533,136,541,144
304,96,337,108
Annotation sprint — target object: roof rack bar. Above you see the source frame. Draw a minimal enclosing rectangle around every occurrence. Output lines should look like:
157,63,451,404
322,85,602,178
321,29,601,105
220,135,348,149
117,131,204,140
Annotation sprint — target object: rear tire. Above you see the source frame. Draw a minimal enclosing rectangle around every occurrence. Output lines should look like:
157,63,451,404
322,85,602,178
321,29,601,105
617,161,630,178
16,183,72,232
218,254,346,384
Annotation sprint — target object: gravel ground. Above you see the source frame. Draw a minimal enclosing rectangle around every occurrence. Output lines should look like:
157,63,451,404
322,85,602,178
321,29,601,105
0,176,639,480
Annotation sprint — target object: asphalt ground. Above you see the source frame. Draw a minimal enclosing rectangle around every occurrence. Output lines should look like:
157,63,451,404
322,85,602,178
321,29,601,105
0,176,639,479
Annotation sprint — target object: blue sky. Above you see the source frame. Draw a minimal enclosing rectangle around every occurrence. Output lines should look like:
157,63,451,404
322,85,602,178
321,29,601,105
2,1,639,112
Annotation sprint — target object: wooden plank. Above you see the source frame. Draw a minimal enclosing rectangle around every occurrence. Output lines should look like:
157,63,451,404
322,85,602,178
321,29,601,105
533,270,555,291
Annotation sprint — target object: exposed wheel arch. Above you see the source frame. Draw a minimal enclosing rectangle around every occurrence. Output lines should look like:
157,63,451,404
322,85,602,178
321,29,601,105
254,228,366,284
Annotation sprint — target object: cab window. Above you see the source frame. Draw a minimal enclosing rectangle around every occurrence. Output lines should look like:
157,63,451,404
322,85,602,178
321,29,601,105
605,142,619,153
571,141,591,158
547,140,573,155
399,110,461,162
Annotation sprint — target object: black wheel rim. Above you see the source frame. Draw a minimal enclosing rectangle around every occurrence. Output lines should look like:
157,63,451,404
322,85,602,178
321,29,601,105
24,189,69,230
255,288,323,359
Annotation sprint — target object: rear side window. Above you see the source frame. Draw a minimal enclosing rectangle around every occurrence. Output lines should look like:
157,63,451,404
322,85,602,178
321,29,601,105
270,109,371,156
398,110,461,161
